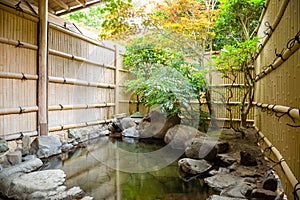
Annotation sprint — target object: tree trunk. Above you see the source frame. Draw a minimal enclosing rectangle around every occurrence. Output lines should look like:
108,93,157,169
240,112,248,128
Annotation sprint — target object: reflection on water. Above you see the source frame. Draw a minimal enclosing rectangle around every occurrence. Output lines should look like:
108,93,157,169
42,136,212,200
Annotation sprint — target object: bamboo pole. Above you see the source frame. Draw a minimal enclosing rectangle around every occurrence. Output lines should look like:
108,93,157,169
255,126,300,199
48,76,116,88
0,3,38,22
3,130,38,141
37,0,48,136
0,36,38,50
253,102,300,120
255,37,299,81
48,119,112,132
254,0,290,60
48,103,115,111
49,49,116,70
114,45,120,114
0,71,38,80
0,106,38,115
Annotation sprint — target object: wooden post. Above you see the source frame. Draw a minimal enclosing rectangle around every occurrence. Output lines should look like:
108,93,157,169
38,0,48,136
114,45,120,115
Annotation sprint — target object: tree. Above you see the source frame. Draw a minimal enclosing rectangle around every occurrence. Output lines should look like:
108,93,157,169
213,38,259,133
213,0,265,49
123,40,209,128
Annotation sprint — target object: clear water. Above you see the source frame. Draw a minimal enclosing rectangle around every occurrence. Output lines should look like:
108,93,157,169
42,136,213,200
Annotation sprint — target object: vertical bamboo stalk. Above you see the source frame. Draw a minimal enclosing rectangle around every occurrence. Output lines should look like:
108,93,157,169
38,0,48,136
114,45,119,115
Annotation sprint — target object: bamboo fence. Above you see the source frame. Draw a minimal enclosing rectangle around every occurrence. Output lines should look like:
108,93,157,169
0,2,124,140
254,0,300,199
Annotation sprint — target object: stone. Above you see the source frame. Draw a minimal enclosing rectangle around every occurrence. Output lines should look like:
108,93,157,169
22,154,37,162
122,126,139,138
185,137,217,160
178,158,212,175
30,136,62,158
263,171,278,191
220,181,256,199
81,196,94,200
216,141,230,153
61,143,74,152
217,154,237,167
164,125,207,149
21,136,31,155
139,111,181,139
207,195,246,200
0,140,9,153
204,173,242,192
68,129,82,140
6,150,22,165
120,117,136,130
240,151,257,166
251,188,277,200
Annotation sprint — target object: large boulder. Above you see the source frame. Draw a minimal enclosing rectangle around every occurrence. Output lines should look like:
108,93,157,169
185,137,218,161
120,117,136,130
139,111,181,139
178,158,212,175
164,125,207,149
30,136,62,158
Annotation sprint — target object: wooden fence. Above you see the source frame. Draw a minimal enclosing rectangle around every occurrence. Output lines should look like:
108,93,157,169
254,0,300,199
0,1,125,140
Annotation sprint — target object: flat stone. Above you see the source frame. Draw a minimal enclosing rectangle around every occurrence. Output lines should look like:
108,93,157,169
6,150,22,165
178,158,212,175
220,181,256,198
207,195,246,200
217,154,237,167
251,188,277,200
204,173,242,192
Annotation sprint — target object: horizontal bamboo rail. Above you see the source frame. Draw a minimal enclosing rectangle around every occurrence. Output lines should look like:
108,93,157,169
206,117,254,123
48,76,116,88
255,32,300,81
255,126,300,199
49,119,113,132
48,103,115,111
49,49,116,70
254,0,289,60
49,23,115,51
0,71,38,80
253,102,300,120
0,37,38,50
3,130,38,141
0,106,38,115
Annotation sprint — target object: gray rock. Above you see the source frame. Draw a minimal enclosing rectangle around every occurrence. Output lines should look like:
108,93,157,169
251,188,277,200
216,141,230,153
122,126,139,138
6,151,22,165
139,111,181,139
178,158,212,175
165,125,207,149
217,154,237,167
0,140,9,153
68,129,82,140
61,143,74,152
22,136,31,155
185,137,217,161
120,117,136,130
240,151,257,166
30,136,62,158
22,154,37,162
220,181,256,199
263,170,278,191
204,173,242,192
207,195,246,200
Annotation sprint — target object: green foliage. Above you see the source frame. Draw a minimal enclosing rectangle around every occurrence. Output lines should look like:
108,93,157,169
213,0,265,49
123,40,208,122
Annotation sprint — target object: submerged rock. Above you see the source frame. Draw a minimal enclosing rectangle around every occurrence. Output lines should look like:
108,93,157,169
178,158,212,175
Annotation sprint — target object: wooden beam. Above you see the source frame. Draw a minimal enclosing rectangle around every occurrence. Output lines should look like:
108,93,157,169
114,45,120,115
38,0,49,136
52,0,69,11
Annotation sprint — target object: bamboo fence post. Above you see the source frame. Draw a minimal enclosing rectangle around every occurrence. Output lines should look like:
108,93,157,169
114,45,120,115
38,0,49,136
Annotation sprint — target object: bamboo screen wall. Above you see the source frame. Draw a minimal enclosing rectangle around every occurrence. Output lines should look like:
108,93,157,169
254,0,300,199
0,2,125,140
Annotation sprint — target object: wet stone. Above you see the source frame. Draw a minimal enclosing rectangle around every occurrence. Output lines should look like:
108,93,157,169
178,158,212,175
204,173,242,192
